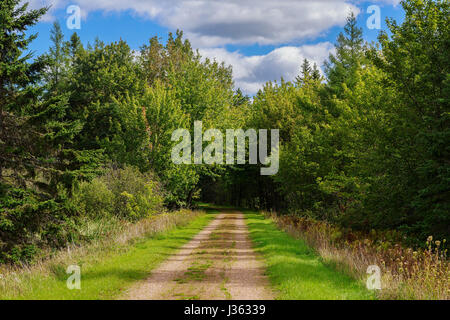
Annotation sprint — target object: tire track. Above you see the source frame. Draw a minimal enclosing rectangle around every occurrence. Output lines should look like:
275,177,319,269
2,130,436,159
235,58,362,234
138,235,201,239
123,209,273,300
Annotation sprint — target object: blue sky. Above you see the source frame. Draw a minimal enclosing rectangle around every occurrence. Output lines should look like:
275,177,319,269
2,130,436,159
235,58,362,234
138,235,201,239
25,0,405,95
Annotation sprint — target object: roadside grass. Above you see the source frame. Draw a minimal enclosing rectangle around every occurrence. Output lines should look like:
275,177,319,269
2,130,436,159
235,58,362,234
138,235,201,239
0,210,217,300
244,210,375,300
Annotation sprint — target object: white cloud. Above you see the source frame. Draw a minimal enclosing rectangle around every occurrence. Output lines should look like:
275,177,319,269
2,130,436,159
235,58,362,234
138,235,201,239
23,0,396,94
164,1,358,47
28,0,363,45
200,42,334,95
26,0,401,44
20,0,63,21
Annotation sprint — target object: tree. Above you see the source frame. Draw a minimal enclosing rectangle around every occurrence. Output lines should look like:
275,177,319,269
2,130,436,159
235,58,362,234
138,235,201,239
139,30,194,86
311,63,322,81
141,32,235,205
296,59,323,87
0,0,48,183
233,88,250,107
324,12,366,96
41,21,70,94
295,58,312,86
141,81,198,206
366,0,450,240
0,1,85,262
68,32,84,59
65,39,149,169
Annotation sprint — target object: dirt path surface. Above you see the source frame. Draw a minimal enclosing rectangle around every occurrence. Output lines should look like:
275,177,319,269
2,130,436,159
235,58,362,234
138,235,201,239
123,209,274,300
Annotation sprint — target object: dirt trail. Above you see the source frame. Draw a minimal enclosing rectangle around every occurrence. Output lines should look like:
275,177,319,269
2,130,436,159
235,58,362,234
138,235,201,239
123,209,274,300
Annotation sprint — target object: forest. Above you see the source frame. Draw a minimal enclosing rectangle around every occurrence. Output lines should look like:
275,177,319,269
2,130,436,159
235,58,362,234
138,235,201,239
0,0,448,271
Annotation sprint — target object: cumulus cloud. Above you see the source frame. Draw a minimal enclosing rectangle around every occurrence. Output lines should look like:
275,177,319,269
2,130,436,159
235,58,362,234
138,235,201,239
27,0,361,45
23,0,396,94
200,42,334,95
26,0,401,44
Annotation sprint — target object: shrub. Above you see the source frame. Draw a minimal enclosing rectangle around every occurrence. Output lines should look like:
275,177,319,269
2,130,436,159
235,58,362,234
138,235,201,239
1,166,165,264
72,179,114,219
72,166,164,221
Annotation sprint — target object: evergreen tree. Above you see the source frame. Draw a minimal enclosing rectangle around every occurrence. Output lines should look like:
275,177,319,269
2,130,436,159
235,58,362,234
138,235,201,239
40,21,70,94
296,59,323,86
295,58,312,86
324,12,365,96
233,88,250,107
0,1,100,262
68,32,84,58
0,0,48,182
311,63,322,81
0,1,66,262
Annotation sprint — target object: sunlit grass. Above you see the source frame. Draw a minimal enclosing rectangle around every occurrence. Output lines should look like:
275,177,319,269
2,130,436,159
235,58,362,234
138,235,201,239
0,210,217,300
244,210,375,300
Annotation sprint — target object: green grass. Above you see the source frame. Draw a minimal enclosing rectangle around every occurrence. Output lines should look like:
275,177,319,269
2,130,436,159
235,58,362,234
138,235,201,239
244,210,375,300
1,211,217,300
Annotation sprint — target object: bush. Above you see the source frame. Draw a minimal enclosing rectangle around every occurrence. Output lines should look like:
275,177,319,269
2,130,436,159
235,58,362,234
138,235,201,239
0,166,163,265
72,166,164,221
72,179,114,219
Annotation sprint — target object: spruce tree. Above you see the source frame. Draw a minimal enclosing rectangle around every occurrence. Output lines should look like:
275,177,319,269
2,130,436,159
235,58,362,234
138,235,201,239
0,1,48,181
0,1,53,262
233,88,250,107
68,32,83,58
0,1,98,262
295,58,312,86
324,12,365,96
40,21,70,94
311,63,322,81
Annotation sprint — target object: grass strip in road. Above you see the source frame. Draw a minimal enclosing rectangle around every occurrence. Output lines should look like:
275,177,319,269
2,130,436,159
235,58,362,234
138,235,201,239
0,210,217,300
244,210,375,300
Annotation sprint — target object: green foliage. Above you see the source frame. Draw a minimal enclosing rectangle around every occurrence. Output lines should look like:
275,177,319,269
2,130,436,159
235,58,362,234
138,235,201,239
0,2,237,263
140,31,235,205
72,166,164,221
365,0,450,240
324,12,367,97
0,182,76,263
1,0,448,264
0,1,94,263
220,2,449,246
64,38,150,169
295,59,322,86
142,81,199,205
69,39,144,108
40,21,70,94
72,179,114,219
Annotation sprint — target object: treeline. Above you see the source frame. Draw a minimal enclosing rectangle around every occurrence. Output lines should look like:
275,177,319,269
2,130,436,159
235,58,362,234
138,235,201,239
0,0,240,263
207,0,449,246
0,0,448,263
